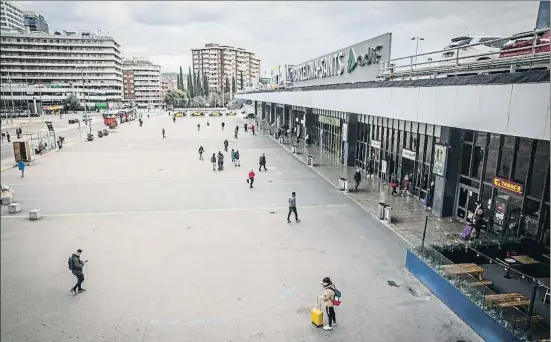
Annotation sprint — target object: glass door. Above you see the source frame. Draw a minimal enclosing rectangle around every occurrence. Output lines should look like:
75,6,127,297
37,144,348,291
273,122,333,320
456,185,479,221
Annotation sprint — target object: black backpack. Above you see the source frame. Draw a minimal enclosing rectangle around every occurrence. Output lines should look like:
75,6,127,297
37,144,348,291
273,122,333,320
68,256,75,270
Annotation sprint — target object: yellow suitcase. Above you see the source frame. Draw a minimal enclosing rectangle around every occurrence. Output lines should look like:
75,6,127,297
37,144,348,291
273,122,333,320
311,298,323,328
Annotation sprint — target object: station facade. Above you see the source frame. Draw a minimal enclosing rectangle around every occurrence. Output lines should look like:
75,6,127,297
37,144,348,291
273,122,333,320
241,34,550,250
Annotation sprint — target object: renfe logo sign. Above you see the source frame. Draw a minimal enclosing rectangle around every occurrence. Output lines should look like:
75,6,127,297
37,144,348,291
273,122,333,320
287,33,392,87
347,45,383,73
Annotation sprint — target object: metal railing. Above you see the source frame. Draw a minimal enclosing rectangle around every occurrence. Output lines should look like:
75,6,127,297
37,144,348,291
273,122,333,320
378,28,550,80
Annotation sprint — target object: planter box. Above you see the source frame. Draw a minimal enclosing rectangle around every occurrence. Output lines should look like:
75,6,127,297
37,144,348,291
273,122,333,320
405,249,521,342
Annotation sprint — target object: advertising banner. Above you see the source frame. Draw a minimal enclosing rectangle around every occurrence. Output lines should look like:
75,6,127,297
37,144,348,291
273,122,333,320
433,144,448,177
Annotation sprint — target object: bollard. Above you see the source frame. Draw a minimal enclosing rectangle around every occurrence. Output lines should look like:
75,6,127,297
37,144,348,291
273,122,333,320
8,202,21,213
29,209,43,220
292,146,297,153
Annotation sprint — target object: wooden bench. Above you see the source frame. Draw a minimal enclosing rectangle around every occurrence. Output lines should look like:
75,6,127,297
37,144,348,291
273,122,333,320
466,280,493,287
484,293,531,308
443,263,485,281
511,315,544,324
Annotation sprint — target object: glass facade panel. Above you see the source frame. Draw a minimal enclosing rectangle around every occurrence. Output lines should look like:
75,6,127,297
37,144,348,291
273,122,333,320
513,138,532,183
471,145,484,179
425,136,433,164
475,132,487,147
484,134,500,183
464,129,474,142
461,144,472,176
528,140,550,199
498,136,515,179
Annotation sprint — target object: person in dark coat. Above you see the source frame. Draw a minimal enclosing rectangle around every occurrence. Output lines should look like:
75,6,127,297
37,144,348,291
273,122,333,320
70,249,87,294
353,169,361,191
259,153,267,171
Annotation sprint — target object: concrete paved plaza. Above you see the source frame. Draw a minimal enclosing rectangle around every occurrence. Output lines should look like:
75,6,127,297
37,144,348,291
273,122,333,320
0,114,482,341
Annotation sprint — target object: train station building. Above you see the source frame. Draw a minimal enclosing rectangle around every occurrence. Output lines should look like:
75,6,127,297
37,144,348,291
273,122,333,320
238,32,550,248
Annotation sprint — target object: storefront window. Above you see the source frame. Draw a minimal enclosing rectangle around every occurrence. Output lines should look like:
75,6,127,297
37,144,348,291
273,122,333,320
475,132,487,147
471,145,484,179
464,129,474,142
425,136,433,164
481,184,493,213
513,138,532,183
498,136,515,179
523,199,541,238
484,134,500,183
404,132,410,149
461,143,472,176
528,140,550,199
399,131,405,149
417,135,425,164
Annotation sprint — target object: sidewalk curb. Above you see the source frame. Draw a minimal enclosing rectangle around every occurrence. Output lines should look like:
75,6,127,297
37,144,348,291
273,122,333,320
271,136,414,248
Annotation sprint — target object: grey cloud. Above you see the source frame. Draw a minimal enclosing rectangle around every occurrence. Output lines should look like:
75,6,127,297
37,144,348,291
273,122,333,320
17,1,542,73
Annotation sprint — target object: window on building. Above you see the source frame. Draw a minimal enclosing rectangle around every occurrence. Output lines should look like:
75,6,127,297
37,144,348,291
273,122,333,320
513,138,532,184
484,134,500,183
461,143,472,176
528,140,550,199
498,136,515,179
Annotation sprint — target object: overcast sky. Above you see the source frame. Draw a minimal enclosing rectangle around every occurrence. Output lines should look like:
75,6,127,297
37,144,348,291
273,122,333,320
19,1,541,75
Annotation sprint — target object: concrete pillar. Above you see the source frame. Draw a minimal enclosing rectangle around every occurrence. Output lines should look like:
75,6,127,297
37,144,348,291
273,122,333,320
344,113,358,166
431,127,462,218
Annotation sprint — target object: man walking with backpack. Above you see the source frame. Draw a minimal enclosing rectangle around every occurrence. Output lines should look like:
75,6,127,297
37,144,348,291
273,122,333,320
210,153,217,171
69,249,87,295
287,192,300,223
234,150,241,167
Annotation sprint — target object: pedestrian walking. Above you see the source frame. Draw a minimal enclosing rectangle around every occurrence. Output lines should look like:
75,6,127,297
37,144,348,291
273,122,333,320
231,149,236,165
247,169,255,188
251,124,255,135
139,118,143,127
197,123,201,131
287,191,300,223
234,149,241,167
207,120,210,126
57,137,63,150
210,153,217,171
224,139,229,152
6,132,10,143
222,122,225,131
217,151,224,171
69,249,88,295
391,175,399,196
244,123,248,133
18,160,25,178
173,115,176,124
319,277,338,330
198,146,204,160
234,127,239,139
353,169,361,192
162,128,166,139
259,153,267,171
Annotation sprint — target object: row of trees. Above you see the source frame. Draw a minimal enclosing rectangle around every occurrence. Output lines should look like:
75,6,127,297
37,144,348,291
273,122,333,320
168,65,247,108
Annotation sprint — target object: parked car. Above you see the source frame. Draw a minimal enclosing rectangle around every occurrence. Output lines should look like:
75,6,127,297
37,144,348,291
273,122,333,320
498,31,550,58
440,36,508,65
208,111,221,117
191,111,204,117
226,111,236,116
175,112,185,117
68,119,79,124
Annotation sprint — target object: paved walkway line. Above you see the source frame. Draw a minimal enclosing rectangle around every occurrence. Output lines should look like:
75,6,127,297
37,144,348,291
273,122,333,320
0,203,351,219
7,175,318,186
271,136,413,247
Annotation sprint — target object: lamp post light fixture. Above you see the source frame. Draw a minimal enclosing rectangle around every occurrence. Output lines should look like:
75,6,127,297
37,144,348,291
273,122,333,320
411,37,425,65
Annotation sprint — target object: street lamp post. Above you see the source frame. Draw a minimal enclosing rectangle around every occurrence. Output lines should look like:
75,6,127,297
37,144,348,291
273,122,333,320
411,37,425,66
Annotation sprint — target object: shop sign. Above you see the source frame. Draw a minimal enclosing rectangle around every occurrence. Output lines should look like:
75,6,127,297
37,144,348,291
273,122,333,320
286,33,392,87
319,115,340,126
433,144,448,177
370,140,381,149
401,148,416,161
493,177,524,195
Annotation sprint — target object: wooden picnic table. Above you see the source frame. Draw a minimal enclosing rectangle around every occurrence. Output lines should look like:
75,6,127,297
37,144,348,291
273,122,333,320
484,293,531,308
443,263,485,281
512,255,539,265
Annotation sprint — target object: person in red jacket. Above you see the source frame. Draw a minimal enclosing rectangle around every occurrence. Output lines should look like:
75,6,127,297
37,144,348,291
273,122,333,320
248,169,255,188
251,124,255,135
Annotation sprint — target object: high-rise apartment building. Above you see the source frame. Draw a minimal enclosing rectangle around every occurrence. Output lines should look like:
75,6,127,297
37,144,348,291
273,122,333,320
122,58,161,108
0,29,123,112
191,43,260,92
0,1,24,32
23,11,49,34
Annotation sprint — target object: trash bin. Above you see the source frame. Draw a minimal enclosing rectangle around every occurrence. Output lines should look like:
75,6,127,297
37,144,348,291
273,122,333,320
378,202,387,220
292,146,297,153
339,177,348,191
307,155,313,166
384,205,393,223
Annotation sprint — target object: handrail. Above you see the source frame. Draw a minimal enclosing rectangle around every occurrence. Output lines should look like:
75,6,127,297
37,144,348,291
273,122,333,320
379,28,550,79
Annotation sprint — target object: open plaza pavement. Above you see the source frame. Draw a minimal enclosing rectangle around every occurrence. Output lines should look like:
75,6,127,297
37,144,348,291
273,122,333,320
0,112,482,341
